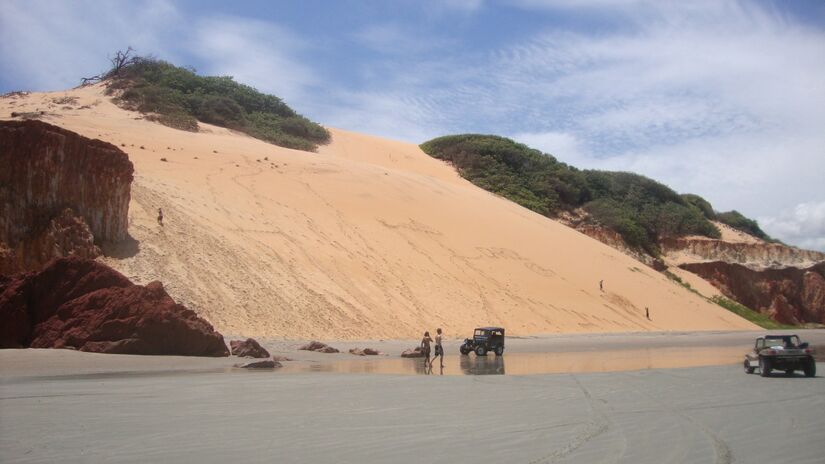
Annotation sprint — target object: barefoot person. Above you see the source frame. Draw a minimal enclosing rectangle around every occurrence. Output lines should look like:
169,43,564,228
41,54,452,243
433,328,444,367
157,208,164,226
421,331,433,368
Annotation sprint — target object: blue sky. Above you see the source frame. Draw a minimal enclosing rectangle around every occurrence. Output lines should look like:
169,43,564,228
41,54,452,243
2,0,824,250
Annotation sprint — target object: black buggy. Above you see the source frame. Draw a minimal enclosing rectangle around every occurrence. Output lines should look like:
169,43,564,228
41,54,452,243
744,334,816,377
460,327,505,356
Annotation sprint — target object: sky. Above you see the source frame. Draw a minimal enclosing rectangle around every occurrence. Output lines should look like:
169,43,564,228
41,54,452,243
2,0,824,251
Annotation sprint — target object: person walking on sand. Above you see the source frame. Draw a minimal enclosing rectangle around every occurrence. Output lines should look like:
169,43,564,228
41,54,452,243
433,328,444,368
421,331,433,368
599,279,604,292
645,307,650,320
157,208,164,227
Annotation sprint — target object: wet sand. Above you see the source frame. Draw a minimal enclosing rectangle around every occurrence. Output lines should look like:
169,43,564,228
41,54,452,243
2,331,824,463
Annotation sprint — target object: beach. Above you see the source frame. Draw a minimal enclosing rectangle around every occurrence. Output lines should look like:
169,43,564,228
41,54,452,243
2,331,824,463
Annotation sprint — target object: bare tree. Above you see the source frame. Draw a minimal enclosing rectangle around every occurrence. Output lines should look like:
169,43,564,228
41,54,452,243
81,47,140,86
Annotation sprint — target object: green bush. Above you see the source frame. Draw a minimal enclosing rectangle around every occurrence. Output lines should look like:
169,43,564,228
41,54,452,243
711,296,794,329
105,57,329,152
716,210,773,241
420,134,728,255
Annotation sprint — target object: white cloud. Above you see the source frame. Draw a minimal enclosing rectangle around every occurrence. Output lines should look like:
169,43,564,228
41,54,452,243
188,17,315,106
0,0,181,91
761,201,825,252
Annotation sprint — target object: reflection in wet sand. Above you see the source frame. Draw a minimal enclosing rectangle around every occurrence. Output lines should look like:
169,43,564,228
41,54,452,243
278,346,746,376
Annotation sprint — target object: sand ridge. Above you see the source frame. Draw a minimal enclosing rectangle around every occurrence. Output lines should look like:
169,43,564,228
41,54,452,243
1,85,757,338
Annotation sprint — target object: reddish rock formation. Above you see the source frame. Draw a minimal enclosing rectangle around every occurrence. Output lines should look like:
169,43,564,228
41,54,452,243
680,261,825,325
662,237,825,270
0,257,229,356
298,341,340,353
401,347,426,358
0,120,133,274
349,347,381,356
230,338,270,358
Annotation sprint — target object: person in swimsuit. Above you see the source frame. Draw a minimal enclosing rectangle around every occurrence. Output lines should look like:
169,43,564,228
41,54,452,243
433,328,444,367
421,331,433,368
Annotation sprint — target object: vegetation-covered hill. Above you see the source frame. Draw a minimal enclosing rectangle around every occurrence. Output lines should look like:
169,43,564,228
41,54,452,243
421,134,771,255
101,55,329,152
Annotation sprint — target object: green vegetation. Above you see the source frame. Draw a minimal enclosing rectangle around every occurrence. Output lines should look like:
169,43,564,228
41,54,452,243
715,210,773,241
104,57,329,151
420,134,723,255
711,296,794,329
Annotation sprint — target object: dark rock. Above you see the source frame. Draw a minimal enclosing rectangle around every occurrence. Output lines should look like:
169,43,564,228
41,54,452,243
401,347,425,358
235,360,281,369
230,338,270,358
299,341,339,353
0,257,229,356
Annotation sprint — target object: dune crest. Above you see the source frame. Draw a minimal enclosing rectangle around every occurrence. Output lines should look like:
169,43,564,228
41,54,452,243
0,85,756,338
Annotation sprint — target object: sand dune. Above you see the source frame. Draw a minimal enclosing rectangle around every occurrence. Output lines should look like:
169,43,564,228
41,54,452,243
1,85,756,338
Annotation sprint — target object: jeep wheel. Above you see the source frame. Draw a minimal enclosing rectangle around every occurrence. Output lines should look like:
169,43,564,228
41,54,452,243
803,359,816,378
475,346,487,356
495,346,504,356
760,358,772,377
743,360,754,374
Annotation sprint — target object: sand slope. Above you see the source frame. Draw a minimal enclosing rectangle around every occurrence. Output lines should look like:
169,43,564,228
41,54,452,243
0,85,757,338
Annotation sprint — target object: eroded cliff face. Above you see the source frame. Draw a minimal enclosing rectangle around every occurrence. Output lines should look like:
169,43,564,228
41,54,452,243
662,237,825,271
0,120,133,273
680,262,825,325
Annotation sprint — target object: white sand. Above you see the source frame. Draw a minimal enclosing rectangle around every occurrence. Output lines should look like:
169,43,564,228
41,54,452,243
0,87,756,339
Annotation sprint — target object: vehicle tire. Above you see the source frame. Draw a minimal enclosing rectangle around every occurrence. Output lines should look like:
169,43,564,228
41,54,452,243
460,344,470,355
804,359,816,378
743,360,755,374
495,346,504,356
760,357,772,377
475,346,487,356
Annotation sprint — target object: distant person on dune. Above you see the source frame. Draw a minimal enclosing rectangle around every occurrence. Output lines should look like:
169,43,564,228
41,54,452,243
433,328,444,368
599,279,604,292
421,331,433,368
645,307,650,320
157,208,164,227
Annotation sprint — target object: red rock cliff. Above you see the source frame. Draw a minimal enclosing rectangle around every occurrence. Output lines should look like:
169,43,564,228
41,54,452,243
680,261,825,325
0,257,229,356
0,120,133,273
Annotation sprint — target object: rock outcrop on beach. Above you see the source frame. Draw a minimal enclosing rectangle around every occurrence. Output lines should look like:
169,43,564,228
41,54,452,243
235,360,281,369
0,257,229,355
299,341,340,353
680,261,825,325
230,338,270,358
349,347,381,356
401,347,426,358
0,120,133,274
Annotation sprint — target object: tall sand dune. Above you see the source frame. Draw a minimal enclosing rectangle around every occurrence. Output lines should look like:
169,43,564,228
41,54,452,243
1,85,757,338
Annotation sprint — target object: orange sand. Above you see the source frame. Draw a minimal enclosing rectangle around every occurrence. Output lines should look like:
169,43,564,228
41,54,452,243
0,85,757,338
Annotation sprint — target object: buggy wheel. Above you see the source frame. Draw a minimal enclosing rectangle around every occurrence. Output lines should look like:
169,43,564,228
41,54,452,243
743,360,754,374
804,359,816,378
494,346,504,356
475,346,487,356
459,344,471,355
760,357,772,377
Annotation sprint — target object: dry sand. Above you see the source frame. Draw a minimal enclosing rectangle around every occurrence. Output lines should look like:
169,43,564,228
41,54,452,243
2,330,824,463
0,86,757,339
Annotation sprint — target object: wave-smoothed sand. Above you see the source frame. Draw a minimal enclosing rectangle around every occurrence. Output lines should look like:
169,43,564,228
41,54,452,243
1,86,757,338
